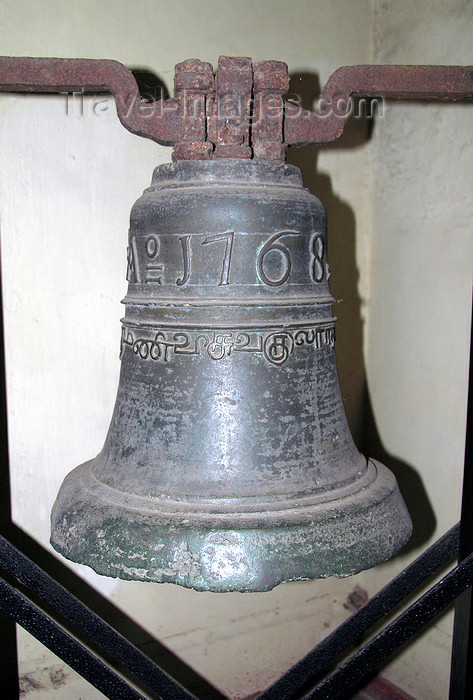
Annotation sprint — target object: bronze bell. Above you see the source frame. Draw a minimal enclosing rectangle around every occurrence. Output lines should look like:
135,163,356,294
50,57,412,591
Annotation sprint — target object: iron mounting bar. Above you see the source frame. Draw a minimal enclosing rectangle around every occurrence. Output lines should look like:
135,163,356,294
0,58,472,155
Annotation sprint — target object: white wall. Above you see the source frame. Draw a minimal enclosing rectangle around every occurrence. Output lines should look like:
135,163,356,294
0,1,471,698
358,1,473,696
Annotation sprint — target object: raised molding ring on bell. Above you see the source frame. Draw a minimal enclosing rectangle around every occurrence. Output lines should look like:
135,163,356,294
50,159,412,592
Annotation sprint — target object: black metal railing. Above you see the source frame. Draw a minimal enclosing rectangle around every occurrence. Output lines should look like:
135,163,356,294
0,521,465,700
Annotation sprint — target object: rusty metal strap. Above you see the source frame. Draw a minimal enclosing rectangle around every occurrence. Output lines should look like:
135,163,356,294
0,57,472,153
0,56,181,145
285,64,473,145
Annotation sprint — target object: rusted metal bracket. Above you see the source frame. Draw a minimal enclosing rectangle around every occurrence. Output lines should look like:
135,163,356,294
0,57,472,160
285,64,473,145
0,57,182,146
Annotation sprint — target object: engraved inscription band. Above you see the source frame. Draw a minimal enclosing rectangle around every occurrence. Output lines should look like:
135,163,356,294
121,324,335,366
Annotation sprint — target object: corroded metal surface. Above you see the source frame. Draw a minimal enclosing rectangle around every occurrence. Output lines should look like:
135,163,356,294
172,58,214,161
50,160,412,591
284,64,473,145
208,55,252,160
253,60,288,161
3,55,470,589
0,56,182,145
1,57,472,158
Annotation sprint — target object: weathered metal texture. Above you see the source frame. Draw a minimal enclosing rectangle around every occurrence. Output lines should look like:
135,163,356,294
4,55,471,590
284,64,473,145
208,56,253,159
1,57,472,157
253,60,288,161
172,59,214,161
50,160,412,591
0,56,182,145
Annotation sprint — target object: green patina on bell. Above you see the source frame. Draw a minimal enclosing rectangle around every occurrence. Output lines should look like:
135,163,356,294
50,58,411,591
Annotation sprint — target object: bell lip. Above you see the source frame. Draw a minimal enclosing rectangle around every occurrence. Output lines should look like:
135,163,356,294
50,458,412,592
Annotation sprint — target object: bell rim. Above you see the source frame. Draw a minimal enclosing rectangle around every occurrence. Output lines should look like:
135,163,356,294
50,458,412,592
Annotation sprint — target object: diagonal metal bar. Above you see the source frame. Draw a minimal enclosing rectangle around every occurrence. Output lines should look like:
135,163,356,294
0,534,196,700
449,283,473,698
0,254,20,697
0,576,146,699
258,523,459,700
306,549,473,699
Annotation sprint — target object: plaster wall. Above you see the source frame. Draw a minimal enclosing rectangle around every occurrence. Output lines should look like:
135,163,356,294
357,1,473,696
0,2,376,697
0,1,471,698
